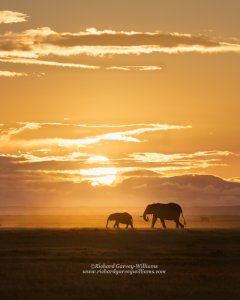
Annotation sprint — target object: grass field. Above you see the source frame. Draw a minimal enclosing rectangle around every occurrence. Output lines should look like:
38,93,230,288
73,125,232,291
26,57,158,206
0,229,239,300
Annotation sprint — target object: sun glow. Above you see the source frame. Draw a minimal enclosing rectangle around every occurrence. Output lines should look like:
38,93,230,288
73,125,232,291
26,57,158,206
80,155,117,186
86,155,109,164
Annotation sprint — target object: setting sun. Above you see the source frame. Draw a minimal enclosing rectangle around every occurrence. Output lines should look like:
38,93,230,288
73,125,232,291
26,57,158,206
80,156,117,186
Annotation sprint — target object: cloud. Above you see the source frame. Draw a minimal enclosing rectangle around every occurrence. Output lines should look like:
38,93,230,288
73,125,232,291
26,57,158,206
127,151,232,171
0,70,27,77
96,124,191,143
0,121,238,209
121,169,160,177
0,121,236,193
0,122,191,148
0,151,89,164
1,159,240,209
18,27,239,54
18,122,182,129
0,122,41,140
129,151,231,163
0,122,194,187
0,26,239,74
229,177,240,183
107,66,162,71
0,10,28,24
0,57,100,69
0,27,239,65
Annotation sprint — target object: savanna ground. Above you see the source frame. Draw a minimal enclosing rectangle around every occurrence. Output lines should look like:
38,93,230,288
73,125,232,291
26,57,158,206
0,228,239,300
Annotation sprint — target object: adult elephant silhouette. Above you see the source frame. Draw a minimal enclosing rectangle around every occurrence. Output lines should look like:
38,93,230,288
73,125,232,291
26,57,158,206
106,212,133,229
143,203,186,228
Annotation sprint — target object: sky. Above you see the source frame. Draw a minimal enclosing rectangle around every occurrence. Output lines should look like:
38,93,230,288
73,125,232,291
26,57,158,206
0,1,240,212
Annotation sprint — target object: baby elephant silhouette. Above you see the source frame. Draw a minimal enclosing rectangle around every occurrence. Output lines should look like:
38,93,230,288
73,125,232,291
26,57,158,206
106,212,133,229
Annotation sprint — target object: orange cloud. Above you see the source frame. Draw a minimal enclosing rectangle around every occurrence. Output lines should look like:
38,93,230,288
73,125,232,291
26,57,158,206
0,122,236,188
1,25,239,75
126,151,232,172
0,57,100,69
0,123,191,151
0,27,239,70
0,70,27,77
106,66,162,71
0,10,28,24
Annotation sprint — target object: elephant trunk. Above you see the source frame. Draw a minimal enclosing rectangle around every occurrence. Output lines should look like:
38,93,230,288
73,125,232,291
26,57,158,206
106,215,111,228
143,209,149,222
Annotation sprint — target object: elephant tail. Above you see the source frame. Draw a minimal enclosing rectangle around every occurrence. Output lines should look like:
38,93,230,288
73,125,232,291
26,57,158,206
181,211,186,225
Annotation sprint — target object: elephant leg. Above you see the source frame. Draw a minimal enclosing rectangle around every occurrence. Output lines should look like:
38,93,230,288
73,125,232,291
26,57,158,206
114,221,120,228
160,218,166,228
126,224,129,229
178,221,184,229
151,215,157,228
175,220,179,228
130,221,134,229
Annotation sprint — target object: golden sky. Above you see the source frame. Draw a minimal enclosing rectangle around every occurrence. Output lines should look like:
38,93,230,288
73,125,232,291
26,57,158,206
0,1,240,211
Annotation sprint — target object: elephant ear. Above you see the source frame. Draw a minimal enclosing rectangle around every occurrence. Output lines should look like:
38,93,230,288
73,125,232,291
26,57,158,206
152,206,159,215
148,204,155,214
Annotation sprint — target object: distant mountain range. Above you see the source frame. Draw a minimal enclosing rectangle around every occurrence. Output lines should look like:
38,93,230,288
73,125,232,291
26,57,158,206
118,174,240,207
